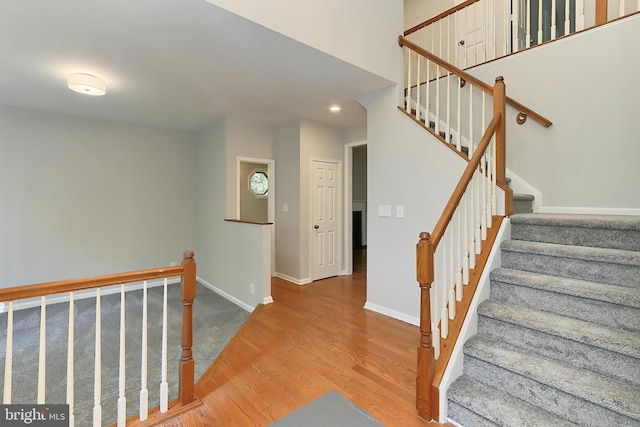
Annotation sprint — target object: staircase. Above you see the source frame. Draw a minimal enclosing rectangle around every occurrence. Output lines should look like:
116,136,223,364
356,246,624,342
447,213,640,426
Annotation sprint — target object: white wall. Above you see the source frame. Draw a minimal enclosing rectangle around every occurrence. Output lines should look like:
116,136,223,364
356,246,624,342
360,86,466,324
195,120,271,309
0,106,197,287
274,120,302,281
468,16,640,213
207,0,404,84
225,118,275,218
405,0,456,29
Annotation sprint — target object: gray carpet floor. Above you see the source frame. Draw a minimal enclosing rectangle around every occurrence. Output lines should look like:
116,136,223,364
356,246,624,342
269,390,385,427
0,282,249,426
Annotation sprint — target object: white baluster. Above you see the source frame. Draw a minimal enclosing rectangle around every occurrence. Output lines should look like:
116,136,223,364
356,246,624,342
3,301,13,404
160,278,169,413
637,0,640,14
436,21,441,134
502,0,508,56
462,193,470,285
67,292,75,427
620,0,626,17
449,227,456,315
475,171,482,255
538,0,544,43
117,285,126,427
446,18,451,143
513,0,520,52
406,48,411,114
455,208,463,301
416,43,421,122
456,77,462,151
491,135,497,216
140,281,149,421
551,0,557,39
472,2,478,66
93,289,102,427
576,0,585,31
38,296,46,404
440,305,449,338
432,322,441,359
565,0,571,36
526,0,532,47
426,29,431,122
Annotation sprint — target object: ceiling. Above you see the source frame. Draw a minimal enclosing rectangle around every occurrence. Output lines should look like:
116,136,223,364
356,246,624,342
0,0,394,133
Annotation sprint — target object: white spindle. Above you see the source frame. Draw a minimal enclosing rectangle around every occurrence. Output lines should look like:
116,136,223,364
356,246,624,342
140,281,149,421
117,285,126,427
426,29,431,122
67,292,75,427
448,229,456,319
526,0,532,47
406,48,411,114
456,77,462,151
462,193,470,285
577,0,585,31
93,289,102,427
638,0,640,14
480,93,488,241
436,21,442,134
446,17,451,143
3,301,13,404
455,209,463,301
502,0,508,56
441,245,449,338
416,41,421,122
433,322,441,359
160,278,169,413
620,0,626,17
491,136,497,216
513,0,520,52
468,86,477,266
565,0,571,36
37,296,46,404
472,2,478,66
538,0,544,43
551,0,557,39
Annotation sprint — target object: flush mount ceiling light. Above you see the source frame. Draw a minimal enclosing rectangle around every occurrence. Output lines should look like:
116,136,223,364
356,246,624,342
329,105,341,113
67,73,106,96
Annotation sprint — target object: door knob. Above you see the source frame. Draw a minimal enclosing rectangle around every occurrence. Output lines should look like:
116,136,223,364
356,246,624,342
314,225,319,229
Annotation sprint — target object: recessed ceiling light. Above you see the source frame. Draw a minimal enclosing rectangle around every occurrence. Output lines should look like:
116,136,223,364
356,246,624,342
329,105,341,113
67,73,106,96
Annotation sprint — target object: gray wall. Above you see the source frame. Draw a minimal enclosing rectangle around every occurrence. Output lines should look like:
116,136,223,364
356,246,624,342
0,106,197,287
468,15,640,213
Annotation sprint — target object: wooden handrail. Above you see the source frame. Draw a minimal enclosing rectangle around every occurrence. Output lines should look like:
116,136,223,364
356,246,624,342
431,115,501,248
405,0,480,36
398,35,552,128
0,266,185,302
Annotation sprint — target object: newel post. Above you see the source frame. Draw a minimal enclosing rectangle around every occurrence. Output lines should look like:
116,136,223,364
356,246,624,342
179,251,196,405
493,76,513,216
416,232,437,420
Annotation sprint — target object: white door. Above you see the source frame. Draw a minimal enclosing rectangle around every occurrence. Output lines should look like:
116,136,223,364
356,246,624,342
455,0,488,68
312,160,340,281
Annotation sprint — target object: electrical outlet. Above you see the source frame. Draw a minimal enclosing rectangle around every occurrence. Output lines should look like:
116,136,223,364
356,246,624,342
170,262,176,267
378,205,392,217
249,283,255,294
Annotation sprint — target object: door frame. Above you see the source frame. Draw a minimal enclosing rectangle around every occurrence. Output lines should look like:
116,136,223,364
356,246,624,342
342,140,367,276
309,158,342,281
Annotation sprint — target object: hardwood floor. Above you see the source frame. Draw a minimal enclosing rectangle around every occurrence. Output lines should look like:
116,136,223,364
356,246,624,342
156,250,451,426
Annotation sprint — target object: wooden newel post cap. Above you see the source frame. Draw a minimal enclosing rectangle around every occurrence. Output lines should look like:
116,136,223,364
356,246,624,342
182,251,195,260
419,232,431,241
495,76,504,83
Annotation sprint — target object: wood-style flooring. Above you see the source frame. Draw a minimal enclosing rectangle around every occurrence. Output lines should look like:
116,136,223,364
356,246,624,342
154,249,450,426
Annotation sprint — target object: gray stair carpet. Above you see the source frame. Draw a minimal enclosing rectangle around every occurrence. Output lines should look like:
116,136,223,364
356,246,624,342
447,213,640,426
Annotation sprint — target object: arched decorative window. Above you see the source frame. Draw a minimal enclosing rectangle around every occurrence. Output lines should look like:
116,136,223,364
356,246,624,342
249,170,268,197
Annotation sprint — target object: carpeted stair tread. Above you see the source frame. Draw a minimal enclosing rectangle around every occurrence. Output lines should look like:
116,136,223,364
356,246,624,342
448,376,579,427
477,299,640,359
513,193,534,201
501,240,640,266
509,213,640,251
463,335,640,422
501,240,640,287
490,268,640,309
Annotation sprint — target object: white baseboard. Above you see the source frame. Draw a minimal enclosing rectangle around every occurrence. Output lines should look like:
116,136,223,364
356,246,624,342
363,302,419,327
262,296,274,305
196,276,252,312
538,206,640,215
274,272,311,286
0,277,181,313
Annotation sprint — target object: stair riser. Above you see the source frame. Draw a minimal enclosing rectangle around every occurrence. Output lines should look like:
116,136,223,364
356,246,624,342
447,402,498,427
477,316,640,387
463,356,639,427
510,224,640,252
490,280,640,333
501,251,640,288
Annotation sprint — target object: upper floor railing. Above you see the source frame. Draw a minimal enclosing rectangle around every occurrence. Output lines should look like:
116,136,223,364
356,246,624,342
405,0,639,71
0,251,197,426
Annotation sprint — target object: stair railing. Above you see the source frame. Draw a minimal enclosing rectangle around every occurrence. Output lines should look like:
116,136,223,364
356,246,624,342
405,0,639,72
0,251,197,427
401,35,510,418
399,35,551,163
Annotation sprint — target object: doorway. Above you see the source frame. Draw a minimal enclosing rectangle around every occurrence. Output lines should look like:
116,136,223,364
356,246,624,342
343,141,367,278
